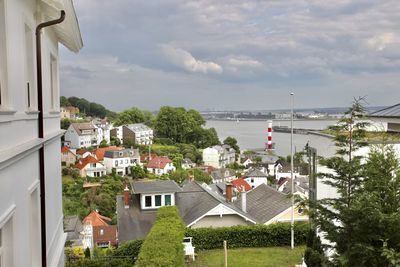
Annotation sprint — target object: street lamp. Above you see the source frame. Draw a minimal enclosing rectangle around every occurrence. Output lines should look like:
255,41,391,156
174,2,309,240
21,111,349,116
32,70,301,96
290,92,294,249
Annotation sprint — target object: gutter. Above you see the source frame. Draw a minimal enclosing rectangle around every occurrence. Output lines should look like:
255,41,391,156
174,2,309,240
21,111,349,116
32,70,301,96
36,10,66,267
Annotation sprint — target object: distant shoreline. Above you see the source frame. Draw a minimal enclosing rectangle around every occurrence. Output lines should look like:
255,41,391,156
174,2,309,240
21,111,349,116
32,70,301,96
205,118,338,122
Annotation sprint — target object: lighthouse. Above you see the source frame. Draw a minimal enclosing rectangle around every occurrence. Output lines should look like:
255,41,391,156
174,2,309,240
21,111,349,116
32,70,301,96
266,120,273,151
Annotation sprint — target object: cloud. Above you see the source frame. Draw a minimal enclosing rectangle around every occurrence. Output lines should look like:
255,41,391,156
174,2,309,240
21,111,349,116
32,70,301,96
367,32,397,51
160,44,223,74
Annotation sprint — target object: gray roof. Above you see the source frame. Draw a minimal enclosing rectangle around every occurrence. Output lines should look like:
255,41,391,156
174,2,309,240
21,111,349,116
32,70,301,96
244,168,268,178
176,181,256,225
124,123,153,132
71,123,96,136
369,103,400,118
236,183,291,223
104,149,140,159
261,155,279,164
210,168,236,181
131,180,182,194
116,195,157,242
64,215,83,241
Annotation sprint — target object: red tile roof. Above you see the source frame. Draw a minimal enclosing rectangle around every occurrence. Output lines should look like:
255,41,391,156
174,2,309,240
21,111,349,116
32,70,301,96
83,211,112,227
140,153,158,162
232,178,252,192
93,146,122,161
147,156,172,169
74,155,99,170
61,146,75,156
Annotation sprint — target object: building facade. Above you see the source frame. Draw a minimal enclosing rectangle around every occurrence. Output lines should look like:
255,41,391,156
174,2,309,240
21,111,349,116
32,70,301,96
0,0,82,266
103,148,141,176
203,145,236,169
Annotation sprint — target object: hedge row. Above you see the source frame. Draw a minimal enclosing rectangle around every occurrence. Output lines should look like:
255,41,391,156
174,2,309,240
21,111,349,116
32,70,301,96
185,222,309,250
135,206,186,267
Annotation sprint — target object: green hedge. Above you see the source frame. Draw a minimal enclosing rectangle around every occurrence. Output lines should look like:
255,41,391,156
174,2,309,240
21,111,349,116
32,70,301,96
185,222,308,250
65,258,132,267
135,206,186,267
112,239,143,259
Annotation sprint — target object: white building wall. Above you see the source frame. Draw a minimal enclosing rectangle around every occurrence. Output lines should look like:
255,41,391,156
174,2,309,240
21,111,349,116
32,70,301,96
203,148,220,168
244,177,268,189
0,0,81,265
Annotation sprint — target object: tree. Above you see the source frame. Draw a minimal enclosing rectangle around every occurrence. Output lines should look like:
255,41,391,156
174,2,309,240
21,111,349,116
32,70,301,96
171,153,183,170
113,107,145,126
99,140,109,148
84,247,91,258
190,169,212,184
61,118,72,130
169,169,189,184
223,136,240,153
60,96,70,107
110,136,121,146
313,98,371,266
131,165,145,179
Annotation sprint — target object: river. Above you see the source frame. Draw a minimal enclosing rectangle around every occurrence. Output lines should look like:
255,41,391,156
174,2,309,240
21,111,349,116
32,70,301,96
205,120,338,158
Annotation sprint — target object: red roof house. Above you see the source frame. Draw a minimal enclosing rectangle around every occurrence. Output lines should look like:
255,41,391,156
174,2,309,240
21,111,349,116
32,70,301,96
232,178,252,192
146,156,176,175
83,211,117,247
93,146,122,161
74,156,106,177
61,146,76,167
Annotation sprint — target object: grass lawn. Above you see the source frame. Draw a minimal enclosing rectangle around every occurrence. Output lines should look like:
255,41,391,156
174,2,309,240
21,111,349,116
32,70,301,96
187,246,305,267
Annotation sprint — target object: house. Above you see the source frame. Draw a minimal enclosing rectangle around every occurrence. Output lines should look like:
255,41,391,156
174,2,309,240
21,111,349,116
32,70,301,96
64,215,83,247
111,123,153,146
275,162,300,181
231,178,252,192
61,146,77,166
235,183,308,224
83,211,117,248
67,106,80,119
210,168,236,183
277,177,309,198
0,0,82,265
147,156,176,175
74,156,106,177
61,106,71,119
109,125,123,144
182,158,196,169
116,180,256,242
243,168,269,189
93,119,111,144
202,145,236,168
64,122,98,149
367,103,400,133
241,157,253,168
93,146,122,161
103,148,140,176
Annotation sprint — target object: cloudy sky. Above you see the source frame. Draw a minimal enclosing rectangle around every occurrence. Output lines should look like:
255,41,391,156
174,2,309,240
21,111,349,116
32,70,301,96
60,0,400,112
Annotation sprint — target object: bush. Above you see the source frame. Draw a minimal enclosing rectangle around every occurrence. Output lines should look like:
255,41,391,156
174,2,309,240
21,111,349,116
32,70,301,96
65,258,132,267
185,222,308,250
113,239,144,259
135,206,185,267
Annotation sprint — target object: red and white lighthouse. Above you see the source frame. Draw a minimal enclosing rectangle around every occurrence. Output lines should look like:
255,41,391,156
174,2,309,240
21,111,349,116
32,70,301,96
266,120,273,151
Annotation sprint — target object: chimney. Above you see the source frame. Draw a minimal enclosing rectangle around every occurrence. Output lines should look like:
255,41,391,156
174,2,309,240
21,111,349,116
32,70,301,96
226,183,233,203
241,187,247,213
124,184,130,209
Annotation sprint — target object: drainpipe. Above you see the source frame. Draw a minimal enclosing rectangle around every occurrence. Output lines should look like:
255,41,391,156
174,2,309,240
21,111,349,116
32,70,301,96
36,10,66,267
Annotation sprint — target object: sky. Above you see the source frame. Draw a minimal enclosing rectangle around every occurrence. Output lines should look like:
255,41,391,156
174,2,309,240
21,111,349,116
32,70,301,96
60,0,400,112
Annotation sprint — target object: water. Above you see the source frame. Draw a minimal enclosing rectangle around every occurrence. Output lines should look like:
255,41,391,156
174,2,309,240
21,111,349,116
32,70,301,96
205,120,338,158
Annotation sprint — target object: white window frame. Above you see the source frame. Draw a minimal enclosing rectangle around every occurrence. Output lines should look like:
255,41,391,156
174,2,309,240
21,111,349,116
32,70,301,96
50,53,59,111
24,22,36,111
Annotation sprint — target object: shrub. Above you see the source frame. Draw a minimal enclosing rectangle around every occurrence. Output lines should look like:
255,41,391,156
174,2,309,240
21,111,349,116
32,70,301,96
185,222,308,250
113,239,144,259
65,258,132,267
135,206,185,267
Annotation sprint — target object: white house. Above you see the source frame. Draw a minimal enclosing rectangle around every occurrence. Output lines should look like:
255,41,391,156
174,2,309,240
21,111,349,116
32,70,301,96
64,122,98,149
203,145,236,169
92,119,111,145
0,0,82,266
103,149,141,176
147,156,176,175
243,168,269,189
74,155,106,177
115,123,153,146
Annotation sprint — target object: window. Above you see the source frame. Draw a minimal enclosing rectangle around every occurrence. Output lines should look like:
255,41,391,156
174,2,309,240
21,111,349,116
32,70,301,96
155,195,162,207
91,163,96,168
115,160,118,167
251,178,254,183
125,159,128,164
145,196,152,207
100,229,104,236
120,160,123,164
24,24,35,109
0,0,8,108
165,195,171,206
50,54,58,110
